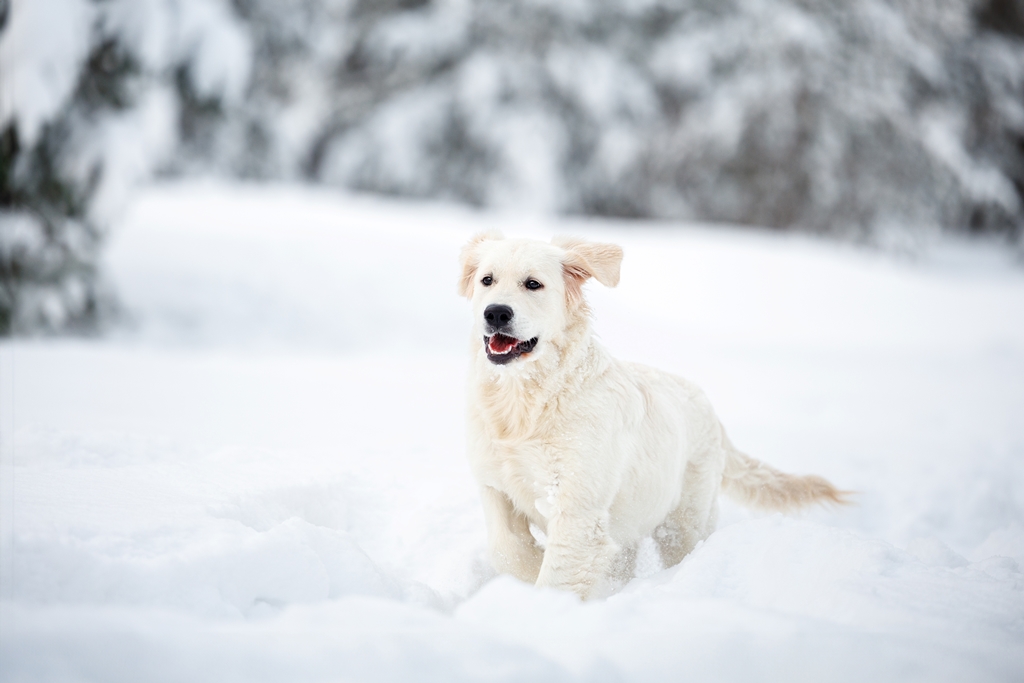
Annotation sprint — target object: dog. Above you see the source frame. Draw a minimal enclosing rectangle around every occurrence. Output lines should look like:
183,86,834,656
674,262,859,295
459,233,847,599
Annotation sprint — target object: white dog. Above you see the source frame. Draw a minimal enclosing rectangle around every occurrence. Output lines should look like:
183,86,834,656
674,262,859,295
459,233,847,599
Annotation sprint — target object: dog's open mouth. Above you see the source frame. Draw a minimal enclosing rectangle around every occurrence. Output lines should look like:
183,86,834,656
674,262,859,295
484,334,538,365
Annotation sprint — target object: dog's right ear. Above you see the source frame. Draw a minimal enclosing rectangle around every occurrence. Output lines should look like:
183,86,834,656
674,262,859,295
458,231,503,298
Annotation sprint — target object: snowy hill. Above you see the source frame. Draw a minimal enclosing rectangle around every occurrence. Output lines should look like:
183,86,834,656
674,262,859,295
1,181,1023,681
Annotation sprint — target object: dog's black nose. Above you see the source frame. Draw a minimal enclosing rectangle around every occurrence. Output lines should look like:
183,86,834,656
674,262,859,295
484,304,514,330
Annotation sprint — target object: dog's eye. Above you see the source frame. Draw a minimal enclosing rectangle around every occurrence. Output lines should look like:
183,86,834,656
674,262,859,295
481,275,493,286
525,279,543,290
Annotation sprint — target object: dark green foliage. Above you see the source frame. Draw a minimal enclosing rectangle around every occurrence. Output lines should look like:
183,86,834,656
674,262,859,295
0,35,142,334
976,0,1024,36
0,119,103,335
76,38,141,113
175,64,225,162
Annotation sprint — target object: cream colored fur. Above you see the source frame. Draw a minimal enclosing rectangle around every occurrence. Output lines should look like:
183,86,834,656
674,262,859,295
460,233,847,599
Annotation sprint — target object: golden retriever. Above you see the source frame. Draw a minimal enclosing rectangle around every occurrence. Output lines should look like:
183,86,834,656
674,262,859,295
459,233,846,599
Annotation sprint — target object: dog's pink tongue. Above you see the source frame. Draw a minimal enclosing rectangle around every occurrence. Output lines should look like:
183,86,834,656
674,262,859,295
488,334,517,354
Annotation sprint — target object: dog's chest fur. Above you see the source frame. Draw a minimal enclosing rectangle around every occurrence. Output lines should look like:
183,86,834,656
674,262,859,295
468,339,604,527
483,439,565,525
469,386,574,527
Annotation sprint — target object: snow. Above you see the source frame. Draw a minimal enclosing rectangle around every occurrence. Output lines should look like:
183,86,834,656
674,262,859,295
0,0,94,148
72,86,180,226
2,180,1024,681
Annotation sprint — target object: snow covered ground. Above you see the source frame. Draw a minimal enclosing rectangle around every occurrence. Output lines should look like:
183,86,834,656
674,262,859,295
2,181,1023,682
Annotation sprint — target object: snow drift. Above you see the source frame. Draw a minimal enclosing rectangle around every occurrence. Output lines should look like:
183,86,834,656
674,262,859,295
1,181,1022,681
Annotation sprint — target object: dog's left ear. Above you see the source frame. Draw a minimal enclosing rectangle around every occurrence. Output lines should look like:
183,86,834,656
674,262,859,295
554,236,623,286
553,236,623,308
458,231,503,298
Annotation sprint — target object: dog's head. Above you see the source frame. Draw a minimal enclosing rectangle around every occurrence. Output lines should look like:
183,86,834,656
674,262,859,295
458,233,622,366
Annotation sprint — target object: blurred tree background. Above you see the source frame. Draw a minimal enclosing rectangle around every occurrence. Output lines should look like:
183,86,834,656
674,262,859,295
2,0,1023,334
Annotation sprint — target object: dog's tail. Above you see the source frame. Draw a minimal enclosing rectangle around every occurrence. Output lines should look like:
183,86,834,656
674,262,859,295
719,424,852,512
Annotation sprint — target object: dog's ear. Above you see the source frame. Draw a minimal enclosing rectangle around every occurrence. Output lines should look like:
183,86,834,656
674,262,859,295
553,236,623,307
458,231,503,298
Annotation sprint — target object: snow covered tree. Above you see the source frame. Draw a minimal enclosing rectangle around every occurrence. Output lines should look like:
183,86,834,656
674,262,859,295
2,0,1023,334
1,27,138,333
0,0,249,334
276,0,1024,241
172,0,1021,245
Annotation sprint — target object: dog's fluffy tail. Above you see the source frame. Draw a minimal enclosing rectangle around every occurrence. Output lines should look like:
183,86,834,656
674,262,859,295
719,426,852,512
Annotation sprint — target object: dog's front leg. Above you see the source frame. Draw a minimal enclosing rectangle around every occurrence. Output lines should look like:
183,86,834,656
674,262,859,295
535,511,617,599
480,486,544,583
